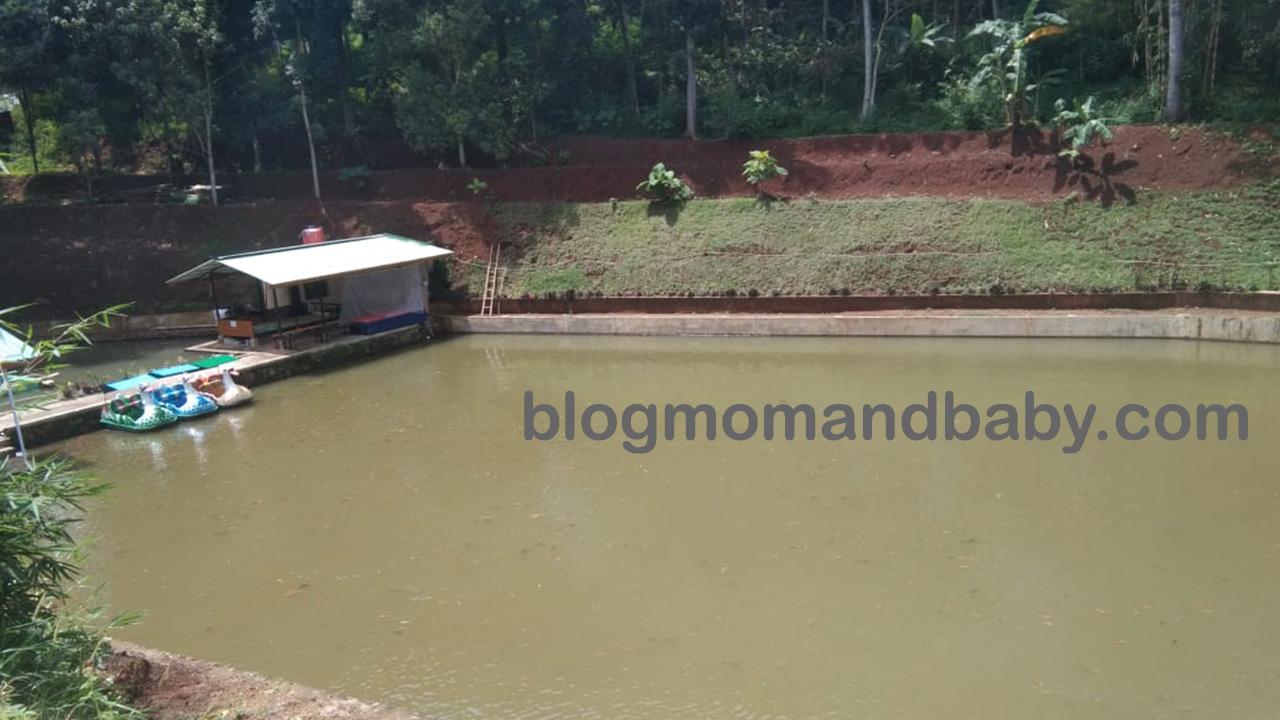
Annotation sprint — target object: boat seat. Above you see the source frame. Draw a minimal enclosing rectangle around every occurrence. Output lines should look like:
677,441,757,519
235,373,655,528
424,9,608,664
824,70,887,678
152,385,187,405
109,396,143,417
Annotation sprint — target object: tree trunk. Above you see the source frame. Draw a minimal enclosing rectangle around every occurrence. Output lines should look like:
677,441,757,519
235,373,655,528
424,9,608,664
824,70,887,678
203,60,218,208
991,0,1001,19
457,135,467,168
338,32,357,139
17,85,38,173
869,0,890,112
685,29,697,140
820,0,830,95
299,82,321,200
861,0,874,119
252,130,262,173
618,4,640,118
1203,0,1222,96
1163,0,1184,121
296,23,322,201
1156,0,1167,95
493,10,516,134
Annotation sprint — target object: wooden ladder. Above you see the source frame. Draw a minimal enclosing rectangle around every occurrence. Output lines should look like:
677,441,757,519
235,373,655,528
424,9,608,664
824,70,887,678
480,243,501,316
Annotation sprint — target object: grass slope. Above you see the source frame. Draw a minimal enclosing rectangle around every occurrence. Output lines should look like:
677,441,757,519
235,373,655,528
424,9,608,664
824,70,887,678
472,183,1280,297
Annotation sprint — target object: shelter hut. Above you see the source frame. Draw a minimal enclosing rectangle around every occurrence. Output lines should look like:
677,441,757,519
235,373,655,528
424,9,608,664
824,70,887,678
1,327,36,371
167,233,454,349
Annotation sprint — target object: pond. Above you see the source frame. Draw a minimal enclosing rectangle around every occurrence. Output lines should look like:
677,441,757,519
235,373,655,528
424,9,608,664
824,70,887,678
55,334,1280,719
58,338,203,385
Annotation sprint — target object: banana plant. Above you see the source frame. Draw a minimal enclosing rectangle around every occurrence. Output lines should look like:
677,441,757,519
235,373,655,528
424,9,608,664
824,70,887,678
1053,96,1115,159
968,0,1068,129
901,13,951,53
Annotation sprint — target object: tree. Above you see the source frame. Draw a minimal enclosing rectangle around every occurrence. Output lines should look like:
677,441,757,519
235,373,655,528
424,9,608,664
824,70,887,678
0,0,53,172
390,1,512,167
254,0,326,199
645,0,720,139
148,0,225,205
1163,0,1184,121
862,0,906,120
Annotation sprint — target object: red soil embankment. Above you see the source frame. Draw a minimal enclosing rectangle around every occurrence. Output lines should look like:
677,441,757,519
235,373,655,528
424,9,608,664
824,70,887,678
2,125,1271,206
1,125,1272,318
0,201,489,316
103,641,417,720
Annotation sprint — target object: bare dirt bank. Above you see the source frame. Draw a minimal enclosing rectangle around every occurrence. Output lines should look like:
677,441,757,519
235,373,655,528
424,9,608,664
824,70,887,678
103,641,419,720
2,125,1271,206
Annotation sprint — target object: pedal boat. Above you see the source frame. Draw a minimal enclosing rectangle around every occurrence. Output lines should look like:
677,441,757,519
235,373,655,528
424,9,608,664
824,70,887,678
193,367,252,408
150,377,219,419
101,391,178,432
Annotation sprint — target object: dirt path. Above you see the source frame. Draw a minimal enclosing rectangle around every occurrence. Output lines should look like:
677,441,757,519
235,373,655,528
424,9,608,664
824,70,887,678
103,641,419,720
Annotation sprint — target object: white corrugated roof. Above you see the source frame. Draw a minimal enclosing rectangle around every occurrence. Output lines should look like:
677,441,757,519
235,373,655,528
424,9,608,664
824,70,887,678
167,233,453,286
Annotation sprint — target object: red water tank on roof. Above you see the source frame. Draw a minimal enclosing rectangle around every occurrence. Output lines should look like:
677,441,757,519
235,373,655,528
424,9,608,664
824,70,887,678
301,226,325,244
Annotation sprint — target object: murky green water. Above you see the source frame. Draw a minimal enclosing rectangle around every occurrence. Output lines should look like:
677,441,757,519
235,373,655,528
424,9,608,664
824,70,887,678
59,338,200,384
56,334,1280,719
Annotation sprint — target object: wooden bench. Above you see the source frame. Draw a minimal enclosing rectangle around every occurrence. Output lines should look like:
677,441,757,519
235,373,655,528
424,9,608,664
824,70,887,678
273,319,342,350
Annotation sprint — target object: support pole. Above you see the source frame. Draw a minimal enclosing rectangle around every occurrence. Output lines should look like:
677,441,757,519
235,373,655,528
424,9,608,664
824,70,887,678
2,365,32,469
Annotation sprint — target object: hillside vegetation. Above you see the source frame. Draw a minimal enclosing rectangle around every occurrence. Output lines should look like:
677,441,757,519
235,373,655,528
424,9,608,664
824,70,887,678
2,0,1277,183
475,183,1280,297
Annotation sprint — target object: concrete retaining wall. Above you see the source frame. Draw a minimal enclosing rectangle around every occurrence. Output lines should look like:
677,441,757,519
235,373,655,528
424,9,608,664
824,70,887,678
30,311,217,340
446,312,1280,344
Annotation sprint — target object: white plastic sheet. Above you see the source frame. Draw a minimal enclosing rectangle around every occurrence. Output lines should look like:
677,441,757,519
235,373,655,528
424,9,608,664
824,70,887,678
339,264,424,324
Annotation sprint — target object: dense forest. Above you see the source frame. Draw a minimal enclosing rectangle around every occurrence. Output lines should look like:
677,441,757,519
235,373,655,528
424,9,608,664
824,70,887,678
0,0,1277,183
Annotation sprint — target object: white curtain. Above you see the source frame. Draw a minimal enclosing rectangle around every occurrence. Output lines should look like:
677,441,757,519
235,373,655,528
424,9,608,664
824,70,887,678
339,264,424,324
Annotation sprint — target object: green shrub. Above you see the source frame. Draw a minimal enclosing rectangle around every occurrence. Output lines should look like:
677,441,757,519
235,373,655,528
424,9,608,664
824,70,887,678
636,162,693,202
935,76,1004,131
742,150,788,187
338,165,372,189
703,89,786,140
1,305,140,720
467,177,489,196
0,458,142,720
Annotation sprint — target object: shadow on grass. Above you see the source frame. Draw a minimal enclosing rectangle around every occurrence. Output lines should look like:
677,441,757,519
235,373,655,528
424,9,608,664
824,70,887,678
645,200,689,226
752,194,791,211
494,202,584,268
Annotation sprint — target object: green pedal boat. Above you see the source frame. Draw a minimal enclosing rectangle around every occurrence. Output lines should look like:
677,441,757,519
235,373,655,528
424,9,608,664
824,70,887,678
101,391,178,432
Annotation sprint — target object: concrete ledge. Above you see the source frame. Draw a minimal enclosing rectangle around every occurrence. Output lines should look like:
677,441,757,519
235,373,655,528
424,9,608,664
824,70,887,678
30,310,217,340
445,312,1280,344
5,324,432,451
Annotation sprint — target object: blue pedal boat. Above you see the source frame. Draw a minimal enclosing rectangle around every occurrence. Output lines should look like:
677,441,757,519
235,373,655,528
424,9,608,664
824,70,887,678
150,376,219,419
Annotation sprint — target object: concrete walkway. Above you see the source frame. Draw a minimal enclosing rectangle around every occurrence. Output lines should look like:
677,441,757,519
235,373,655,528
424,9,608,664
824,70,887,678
2,324,432,452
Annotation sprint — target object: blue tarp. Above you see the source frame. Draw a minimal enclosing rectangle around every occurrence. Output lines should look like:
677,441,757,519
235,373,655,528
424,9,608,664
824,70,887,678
106,374,154,392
